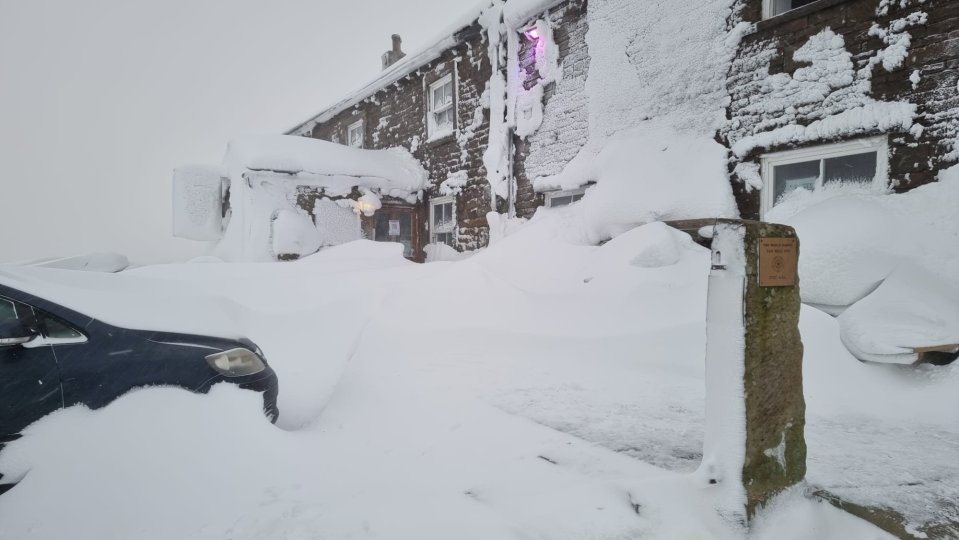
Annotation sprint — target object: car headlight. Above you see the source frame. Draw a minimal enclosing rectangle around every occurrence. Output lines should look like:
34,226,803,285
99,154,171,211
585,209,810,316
205,348,266,377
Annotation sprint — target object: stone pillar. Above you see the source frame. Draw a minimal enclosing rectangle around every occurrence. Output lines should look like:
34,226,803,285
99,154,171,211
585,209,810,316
699,219,806,521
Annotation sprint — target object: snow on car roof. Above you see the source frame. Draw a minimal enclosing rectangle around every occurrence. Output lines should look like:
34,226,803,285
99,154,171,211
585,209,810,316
223,135,428,193
0,266,247,341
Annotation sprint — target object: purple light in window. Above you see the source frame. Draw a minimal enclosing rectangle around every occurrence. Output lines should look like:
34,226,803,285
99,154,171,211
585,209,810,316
524,27,540,41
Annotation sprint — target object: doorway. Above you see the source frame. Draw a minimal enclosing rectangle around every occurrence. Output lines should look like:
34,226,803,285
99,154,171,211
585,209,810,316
370,205,421,261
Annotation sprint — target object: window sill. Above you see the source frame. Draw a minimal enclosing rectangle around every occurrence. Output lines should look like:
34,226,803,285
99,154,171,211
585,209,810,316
425,131,456,147
756,0,851,32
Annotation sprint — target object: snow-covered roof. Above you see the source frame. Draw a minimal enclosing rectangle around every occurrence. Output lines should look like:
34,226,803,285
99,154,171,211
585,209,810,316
284,3,489,135
284,0,567,135
223,135,428,193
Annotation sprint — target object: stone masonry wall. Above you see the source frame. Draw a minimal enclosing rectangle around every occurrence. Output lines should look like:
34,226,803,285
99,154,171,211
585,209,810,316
308,24,493,256
724,0,959,219
513,0,590,218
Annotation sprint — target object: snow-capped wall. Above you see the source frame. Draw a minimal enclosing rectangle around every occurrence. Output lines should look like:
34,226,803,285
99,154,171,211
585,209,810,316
725,0,959,219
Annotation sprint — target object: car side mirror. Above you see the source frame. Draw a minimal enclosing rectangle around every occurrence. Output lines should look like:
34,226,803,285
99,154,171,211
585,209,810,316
0,319,39,347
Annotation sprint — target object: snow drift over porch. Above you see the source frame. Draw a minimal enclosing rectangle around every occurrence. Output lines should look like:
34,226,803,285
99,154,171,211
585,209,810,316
173,135,428,262
223,135,428,196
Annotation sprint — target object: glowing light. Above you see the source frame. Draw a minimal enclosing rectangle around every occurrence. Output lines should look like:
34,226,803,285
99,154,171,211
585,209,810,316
524,27,540,41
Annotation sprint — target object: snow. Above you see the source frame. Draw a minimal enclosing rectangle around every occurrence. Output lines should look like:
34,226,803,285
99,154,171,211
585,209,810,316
285,0,495,135
699,221,748,519
535,128,739,243
183,135,425,262
5,0,959,535
868,10,928,72
502,0,565,29
838,262,959,364
3,208,951,538
732,101,916,158
766,165,959,362
439,169,469,196
14,252,130,273
223,135,427,194
172,164,228,241
583,0,739,144
271,209,322,259
725,28,918,158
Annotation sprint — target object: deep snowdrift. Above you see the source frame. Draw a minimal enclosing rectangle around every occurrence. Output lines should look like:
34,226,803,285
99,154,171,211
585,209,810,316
3,208,954,538
767,165,959,363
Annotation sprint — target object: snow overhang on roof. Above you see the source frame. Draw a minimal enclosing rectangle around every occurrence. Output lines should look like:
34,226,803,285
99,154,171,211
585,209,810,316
284,0,568,136
285,4,489,136
223,135,428,193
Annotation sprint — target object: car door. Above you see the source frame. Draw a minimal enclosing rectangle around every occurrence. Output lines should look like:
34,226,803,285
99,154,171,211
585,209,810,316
0,296,63,441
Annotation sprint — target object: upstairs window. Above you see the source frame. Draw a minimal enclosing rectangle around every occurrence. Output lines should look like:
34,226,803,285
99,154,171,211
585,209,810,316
545,187,587,208
764,0,820,18
760,136,888,216
428,75,455,139
347,120,364,148
430,196,455,247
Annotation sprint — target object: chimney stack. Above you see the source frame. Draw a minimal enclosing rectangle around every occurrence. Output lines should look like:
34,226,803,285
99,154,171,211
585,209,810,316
381,34,406,70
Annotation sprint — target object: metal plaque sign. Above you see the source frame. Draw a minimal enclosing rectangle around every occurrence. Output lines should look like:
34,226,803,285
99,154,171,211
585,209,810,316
388,220,401,236
758,237,798,287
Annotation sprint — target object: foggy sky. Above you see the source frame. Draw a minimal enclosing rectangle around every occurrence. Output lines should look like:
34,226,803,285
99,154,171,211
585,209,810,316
0,0,478,263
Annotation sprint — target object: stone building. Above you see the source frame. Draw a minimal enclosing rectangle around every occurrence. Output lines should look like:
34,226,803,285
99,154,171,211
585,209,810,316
287,19,495,262
285,0,958,260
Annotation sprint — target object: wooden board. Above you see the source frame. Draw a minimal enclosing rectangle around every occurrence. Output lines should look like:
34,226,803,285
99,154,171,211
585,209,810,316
758,237,798,287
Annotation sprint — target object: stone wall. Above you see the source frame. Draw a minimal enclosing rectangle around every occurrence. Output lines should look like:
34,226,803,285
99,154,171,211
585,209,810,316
308,23,493,256
724,0,959,219
513,0,590,218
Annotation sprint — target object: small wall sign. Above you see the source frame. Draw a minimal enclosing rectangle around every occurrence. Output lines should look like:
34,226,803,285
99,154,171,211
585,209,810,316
758,237,798,287
388,220,401,236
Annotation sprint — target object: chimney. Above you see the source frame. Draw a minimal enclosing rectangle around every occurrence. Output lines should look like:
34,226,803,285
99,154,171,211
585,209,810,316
381,34,406,70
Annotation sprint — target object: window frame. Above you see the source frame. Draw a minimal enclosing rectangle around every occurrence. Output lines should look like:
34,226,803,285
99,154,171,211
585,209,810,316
544,187,588,208
427,74,456,140
347,120,364,149
759,136,888,217
0,295,87,347
429,195,456,247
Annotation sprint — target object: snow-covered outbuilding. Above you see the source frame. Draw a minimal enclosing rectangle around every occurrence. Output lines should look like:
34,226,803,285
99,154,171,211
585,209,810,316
173,135,427,262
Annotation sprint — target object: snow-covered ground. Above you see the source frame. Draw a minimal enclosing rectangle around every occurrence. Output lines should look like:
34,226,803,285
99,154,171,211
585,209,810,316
1,207,956,539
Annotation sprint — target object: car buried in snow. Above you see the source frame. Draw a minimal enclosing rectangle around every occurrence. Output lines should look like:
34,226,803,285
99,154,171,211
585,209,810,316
0,280,279,454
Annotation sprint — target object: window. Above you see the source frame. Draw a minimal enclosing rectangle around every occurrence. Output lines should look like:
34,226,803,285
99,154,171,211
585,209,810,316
545,187,587,208
0,298,16,321
760,136,888,216
430,196,455,247
428,75,455,139
347,120,364,148
0,296,86,345
764,0,820,18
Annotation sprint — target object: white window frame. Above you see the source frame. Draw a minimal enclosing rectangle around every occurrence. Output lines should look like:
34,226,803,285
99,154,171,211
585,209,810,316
347,120,364,149
429,195,456,246
760,136,889,217
427,74,455,140
544,186,588,208
762,0,818,19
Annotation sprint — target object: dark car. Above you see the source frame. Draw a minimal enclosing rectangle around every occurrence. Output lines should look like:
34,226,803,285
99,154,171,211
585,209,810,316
0,281,279,450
